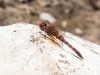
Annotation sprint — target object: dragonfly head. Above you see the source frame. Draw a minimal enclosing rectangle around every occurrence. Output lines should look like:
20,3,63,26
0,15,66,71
39,22,47,31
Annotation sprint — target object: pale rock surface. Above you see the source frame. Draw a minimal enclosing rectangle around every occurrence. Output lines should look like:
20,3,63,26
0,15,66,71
0,23,100,75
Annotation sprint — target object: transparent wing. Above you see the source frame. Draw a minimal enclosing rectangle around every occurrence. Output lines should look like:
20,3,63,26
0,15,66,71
49,35,63,47
46,20,51,26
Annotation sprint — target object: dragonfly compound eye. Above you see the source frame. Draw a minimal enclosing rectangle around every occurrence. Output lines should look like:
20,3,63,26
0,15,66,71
43,23,47,27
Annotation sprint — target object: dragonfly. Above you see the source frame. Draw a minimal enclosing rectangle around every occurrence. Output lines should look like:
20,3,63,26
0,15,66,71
39,20,84,59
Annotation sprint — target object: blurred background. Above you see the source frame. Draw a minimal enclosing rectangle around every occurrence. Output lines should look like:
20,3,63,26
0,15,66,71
0,0,100,45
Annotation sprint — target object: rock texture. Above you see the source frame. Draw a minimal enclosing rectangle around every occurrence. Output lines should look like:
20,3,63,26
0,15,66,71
0,23,100,75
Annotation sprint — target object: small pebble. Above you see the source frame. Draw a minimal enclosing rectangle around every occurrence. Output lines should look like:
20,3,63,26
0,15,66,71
39,12,56,23
75,28,83,34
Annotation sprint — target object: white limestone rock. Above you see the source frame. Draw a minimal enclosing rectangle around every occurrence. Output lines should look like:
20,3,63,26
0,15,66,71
0,23,100,75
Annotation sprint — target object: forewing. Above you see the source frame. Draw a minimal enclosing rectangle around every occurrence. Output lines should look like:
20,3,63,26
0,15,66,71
46,20,52,26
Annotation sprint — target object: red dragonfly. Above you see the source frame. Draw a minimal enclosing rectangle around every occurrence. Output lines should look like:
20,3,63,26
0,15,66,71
39,20,84,59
